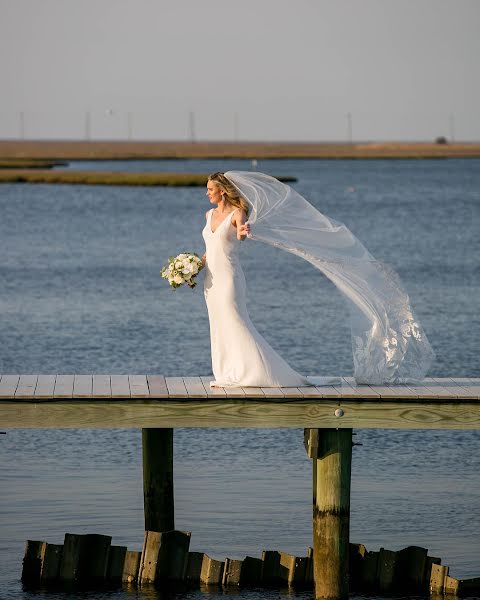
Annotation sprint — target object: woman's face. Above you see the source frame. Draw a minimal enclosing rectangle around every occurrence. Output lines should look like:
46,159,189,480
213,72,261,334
206,180,223,205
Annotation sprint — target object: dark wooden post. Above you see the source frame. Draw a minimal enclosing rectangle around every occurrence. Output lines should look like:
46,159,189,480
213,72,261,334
312,428,352,600
142,428,174,532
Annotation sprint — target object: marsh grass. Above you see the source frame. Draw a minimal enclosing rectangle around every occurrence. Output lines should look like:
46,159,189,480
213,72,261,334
0,141,479,160
0,169,296,186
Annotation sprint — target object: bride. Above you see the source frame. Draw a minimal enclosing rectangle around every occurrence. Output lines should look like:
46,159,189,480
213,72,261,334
202,172,311,388
201,171,434,388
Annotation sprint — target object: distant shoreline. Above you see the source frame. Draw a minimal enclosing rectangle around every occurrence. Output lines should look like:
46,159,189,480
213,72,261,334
1,140,480,160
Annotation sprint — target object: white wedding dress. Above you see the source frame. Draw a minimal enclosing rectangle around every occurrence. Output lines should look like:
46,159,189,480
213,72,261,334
202,208,311,388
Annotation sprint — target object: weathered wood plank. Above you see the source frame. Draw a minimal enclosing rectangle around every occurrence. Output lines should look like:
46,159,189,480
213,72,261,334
308,376,343,398
183,377,208,398
200,376,227,398
165,377,188,398
111,375,131,398
15,374,38,399
429,378,476,399
2,398,479,429
92,375,111,398
54,375,74,398
341,377,381,399
451,377,480,398
296,386,322,397
283,387,305,398
422,378,459,399
129,375,149,398
146,375,168,398
0,375,20,398
35,375,56,399
224,386,246,398
364,384,418,399
73,374,92,398
241,387,265,398
260,387,284,398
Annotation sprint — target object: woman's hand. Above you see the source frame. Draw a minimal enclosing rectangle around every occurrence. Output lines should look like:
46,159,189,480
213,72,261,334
238,223,251,238
201,253,206,267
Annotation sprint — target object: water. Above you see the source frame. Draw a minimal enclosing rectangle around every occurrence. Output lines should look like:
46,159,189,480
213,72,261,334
1,159,479,599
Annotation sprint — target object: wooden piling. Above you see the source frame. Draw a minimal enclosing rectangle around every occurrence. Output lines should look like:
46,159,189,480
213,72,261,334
122,550,141,583
200,554,225,585
22,540,46,584
139,530,190,584
185,552,204,583
142,428,174,532
223,558,243,586
78,534,111,581
106,545,127,581
430,562,449,593
312,428,352,600
377,548,397,593
41,544,63,581
261,550,282,585
59,533,84,581
241,556,262,586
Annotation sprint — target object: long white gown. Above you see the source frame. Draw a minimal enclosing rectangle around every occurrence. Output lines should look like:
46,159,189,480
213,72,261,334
202,207,311,388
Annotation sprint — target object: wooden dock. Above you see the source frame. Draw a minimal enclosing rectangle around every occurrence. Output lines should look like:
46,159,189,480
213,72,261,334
3,374,479,600
0,375,479,429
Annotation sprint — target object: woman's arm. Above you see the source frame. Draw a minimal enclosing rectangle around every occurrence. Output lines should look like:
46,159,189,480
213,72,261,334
233,209,250,241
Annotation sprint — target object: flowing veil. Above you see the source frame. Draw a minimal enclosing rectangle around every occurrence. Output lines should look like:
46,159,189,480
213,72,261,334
224,170,435,384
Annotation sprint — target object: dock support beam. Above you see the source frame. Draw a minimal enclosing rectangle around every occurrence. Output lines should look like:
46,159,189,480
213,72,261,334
312,428,352,600
142,428,174,532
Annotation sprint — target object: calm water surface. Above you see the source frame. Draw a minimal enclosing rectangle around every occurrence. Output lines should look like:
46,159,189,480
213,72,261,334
1,159,479,599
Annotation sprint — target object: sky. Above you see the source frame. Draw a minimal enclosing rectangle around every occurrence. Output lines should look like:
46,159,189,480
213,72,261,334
1,0,479,142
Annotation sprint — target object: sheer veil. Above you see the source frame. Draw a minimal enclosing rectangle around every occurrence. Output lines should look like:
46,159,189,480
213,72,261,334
224,170,434,384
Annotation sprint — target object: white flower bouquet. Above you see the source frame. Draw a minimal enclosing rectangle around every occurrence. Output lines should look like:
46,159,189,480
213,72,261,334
161,252,204,289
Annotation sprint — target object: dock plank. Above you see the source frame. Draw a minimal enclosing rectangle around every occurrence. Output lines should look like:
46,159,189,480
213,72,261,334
308,376,343,398
35,375,56,399
340,378,381,399
241,387,265,398
183,377,208,398
15,375,38,399
200,376,226,398
423,378,458,399
73,374,93,398
129,375,149,398
431,378,478,399
165,377,188,398
92,375,111,398
451,378,480,398
111,375,131,398
224,386,246,398
260,387,284,398
0,375,20,398
54,375,74,399
146,375,169,398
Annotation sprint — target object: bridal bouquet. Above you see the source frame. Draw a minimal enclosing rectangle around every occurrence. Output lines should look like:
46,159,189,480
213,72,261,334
161,252,204,289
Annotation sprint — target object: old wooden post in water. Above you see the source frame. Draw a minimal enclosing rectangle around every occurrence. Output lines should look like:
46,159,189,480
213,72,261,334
142,428,174,532
312,428,353,600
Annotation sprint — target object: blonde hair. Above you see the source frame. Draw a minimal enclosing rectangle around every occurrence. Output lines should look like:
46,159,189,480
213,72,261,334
208,172,249,216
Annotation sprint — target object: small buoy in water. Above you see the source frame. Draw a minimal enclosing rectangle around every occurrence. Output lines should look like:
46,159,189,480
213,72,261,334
334,408,344,417
251,159,258,170
346,186,355,193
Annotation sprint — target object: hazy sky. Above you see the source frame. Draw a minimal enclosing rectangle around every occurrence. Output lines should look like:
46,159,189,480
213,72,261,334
1,0,479,142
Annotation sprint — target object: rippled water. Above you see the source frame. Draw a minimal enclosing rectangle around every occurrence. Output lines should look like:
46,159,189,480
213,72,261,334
1,159,479,599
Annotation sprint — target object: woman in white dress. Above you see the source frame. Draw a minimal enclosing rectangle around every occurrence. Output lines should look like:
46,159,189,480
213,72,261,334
202,172,311,388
